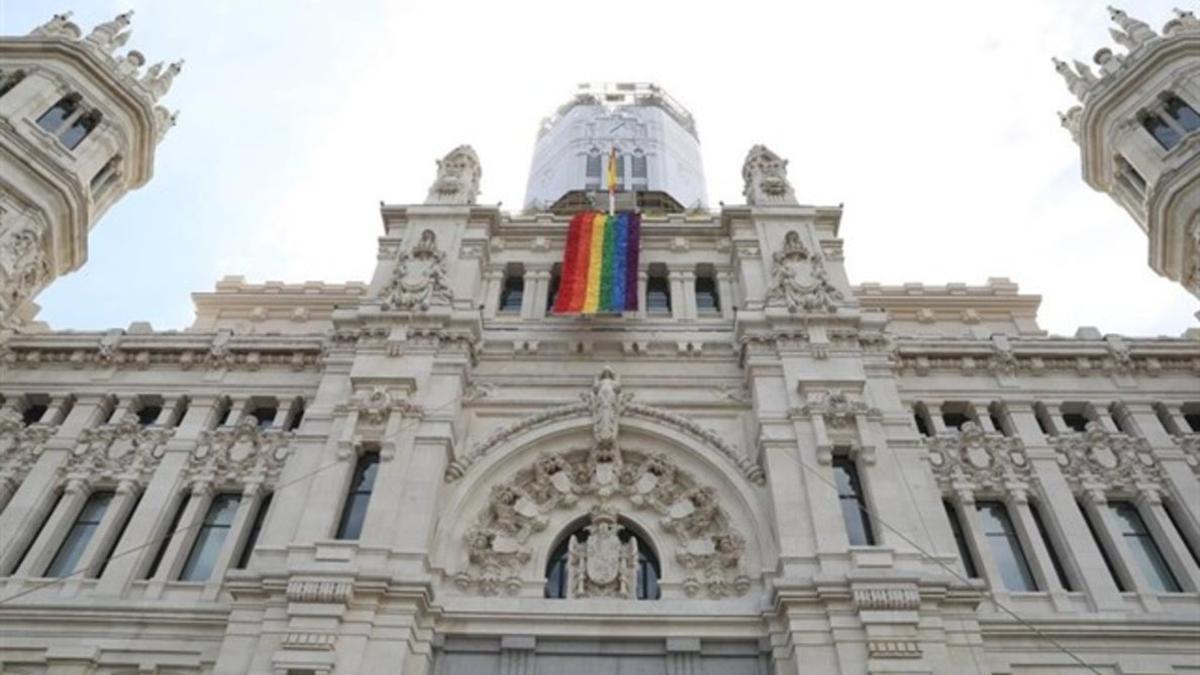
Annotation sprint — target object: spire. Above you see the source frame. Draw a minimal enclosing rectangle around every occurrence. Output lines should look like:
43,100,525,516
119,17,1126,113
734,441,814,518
1107,6,1157,47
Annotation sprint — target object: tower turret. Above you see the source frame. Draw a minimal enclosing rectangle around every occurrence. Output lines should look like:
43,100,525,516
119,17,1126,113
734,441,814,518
1056,6,1200,299
0,11,180,329
523,82,708,214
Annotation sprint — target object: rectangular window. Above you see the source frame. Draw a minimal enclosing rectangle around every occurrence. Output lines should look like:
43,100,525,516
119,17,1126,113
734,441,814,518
1143,113,1183,150
336,452,380,540
1061,411,1089,433
988,402,1010,436
285,399,305,431
585,154,602,189
942,411,971,431
1108,502,1181,593
44,491,114,578
136,404,163,427
944,500,979,578
646,272,671,315
179,494,241,582
1077,499,1127,591
976,501,1038,591
250,405,277,429
22,403,48,426
59,110,100,150
694,274,719,314
832,456,875,546
499,273,524,313
631,153,647,180
145,494,190,579
235,493,272,569
36,95,78,133
1029,502,1073,591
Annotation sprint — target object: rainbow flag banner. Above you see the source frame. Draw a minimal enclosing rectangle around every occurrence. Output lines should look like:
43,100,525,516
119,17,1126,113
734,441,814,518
553,211,641,314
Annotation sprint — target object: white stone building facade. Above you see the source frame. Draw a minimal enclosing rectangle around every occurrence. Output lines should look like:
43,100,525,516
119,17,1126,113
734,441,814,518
1,10,1199,675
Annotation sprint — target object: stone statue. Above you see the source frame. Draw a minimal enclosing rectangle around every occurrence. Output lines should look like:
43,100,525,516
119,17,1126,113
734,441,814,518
567,506,638,599
381,229,453,311
591,366,621,448
425,145,481,205
1108,7,1157,47
766,231,843,313
85,11,134,54
30,12,80,39
143,60,183,100
1059,106,1083,142
1093,48,1124,78
153,106,179,142
1053,58,1092,101
742,145,797,206
115,50,145,78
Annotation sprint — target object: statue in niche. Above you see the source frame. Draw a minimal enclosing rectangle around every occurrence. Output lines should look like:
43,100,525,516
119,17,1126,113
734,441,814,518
567,506,638,599
426,145,481,205
742,144,797,206
767,231,843,313
381,229,453,311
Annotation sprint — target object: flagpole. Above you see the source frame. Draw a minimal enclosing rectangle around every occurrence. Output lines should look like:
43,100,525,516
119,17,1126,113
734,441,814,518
608,145,617,215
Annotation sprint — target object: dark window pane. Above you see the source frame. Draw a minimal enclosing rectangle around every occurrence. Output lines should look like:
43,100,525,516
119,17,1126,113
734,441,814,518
235,493,272,569
1142,114,1182,150
1184,412,1200,433
336,453,379,540
944,501,979,578
976,501,1038,591
60,112,99,150
942,411,970,431
1109,502,1181,592
913,407,932,437
179,494,241,582
586,154,601,177
546,270,560,312
1030,502,1072,591
36,96,77,132
646,275,671,314
499,274,524,313
286,402,304,431
45,492,113,578
96,493,140,578
146,494,189,579
1077,499,1126,591
137,405,162,426
251,406,277,429
833,457,875,546
1061,412,1089,433
695,276,719,314
22,404,47,426
1165,95,1200,132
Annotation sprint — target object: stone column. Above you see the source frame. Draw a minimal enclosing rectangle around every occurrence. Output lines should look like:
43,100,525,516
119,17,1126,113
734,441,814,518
1081,489,1160,612
200,483,264,600
668,270,686,321
499,635,537,675
716,270,735,319
951,489,1012,606
482,269,504,318
1129,403,1200,525
73,479,140,581
679,270,697,321
1005,486,1072,610
527,269,551,319
15,477,91,578
637,270,648,318
665,637,701,675
145,481,213,595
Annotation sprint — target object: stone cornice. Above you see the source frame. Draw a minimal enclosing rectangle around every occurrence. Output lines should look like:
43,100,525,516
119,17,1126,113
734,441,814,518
891,334,1200,376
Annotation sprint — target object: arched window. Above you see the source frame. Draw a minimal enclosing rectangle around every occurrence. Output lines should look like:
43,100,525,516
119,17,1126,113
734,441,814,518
60,109,102,150
1141,113,1182,150
544,517,661,600
36,93,80,133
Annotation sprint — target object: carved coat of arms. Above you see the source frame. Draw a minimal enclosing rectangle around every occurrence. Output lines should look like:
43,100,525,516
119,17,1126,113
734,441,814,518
382,229,453,311
568,506,637,598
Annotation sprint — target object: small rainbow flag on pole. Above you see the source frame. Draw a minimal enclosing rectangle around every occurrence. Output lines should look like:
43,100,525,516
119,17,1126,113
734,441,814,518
552,211,641,314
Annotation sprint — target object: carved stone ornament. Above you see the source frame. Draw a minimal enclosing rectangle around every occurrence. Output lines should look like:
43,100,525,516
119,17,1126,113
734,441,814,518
66,411,173,483
189,415,291,488
926,422,1030,493
445,367,764,485
1176,434,1200,476
29,12,82,39
425,145,481,205
454,439,750,599
791,389,880,429
381,229,453,311
567,505,639,598
0,408,54,487
341,385,424,427
1053,422,1161,492
766,231,843,313
742,144,797,206
84,11,133,54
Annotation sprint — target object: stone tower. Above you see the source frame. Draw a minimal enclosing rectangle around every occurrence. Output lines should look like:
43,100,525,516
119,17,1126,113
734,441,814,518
0,11,180,330
1057,7,1200,299
524,82,708,214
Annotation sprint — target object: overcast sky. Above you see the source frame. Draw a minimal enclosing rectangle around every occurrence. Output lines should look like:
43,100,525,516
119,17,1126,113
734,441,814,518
6,0,1198,336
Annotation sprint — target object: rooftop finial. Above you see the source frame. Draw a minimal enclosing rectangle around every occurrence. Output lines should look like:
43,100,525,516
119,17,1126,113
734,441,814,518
1093,47,1124,77
85,10,134,54
1107,6,1157,47
1058,106,1083,142
143,59,184,100
1164,8,1200,35
29,12,80,39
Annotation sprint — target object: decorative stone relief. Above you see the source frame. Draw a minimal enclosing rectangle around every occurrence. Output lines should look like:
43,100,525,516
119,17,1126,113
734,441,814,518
340,385,424,428
1053,422,1161,492
454,439,750,599
30,12,82,39
188,416,291,488
741,145,797,206
446,368,764,485
792,389,880,429
381,229,453,311
286,578,354,603
1109,7,1157,48
1175,434,1199,475
140,60,184,100
0,408,54,489
566,505,639,599
853,586,921,611
926,422,1029,493
65,412,173,484
425,145,481,205
766,231,843,313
